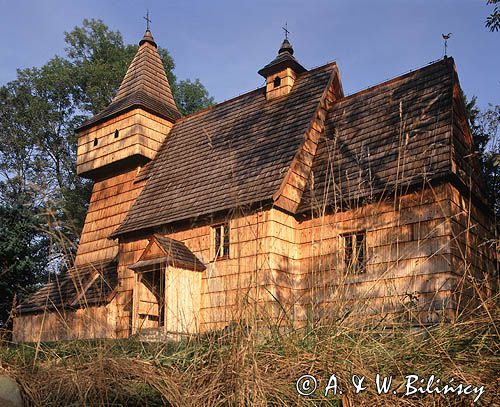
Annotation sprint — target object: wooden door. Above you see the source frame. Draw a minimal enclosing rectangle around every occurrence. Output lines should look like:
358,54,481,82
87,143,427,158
164,266,202,336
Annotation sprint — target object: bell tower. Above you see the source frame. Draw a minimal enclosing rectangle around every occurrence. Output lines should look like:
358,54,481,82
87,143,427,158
73,28,180,266
76,29,180,180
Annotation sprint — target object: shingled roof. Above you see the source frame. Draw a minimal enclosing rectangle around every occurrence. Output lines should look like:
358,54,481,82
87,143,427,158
113,62,337,236
130,235,206,271
78,29,181,131
17,259,117,314
258,38,307,78
112,56,476,237
299,58,456,213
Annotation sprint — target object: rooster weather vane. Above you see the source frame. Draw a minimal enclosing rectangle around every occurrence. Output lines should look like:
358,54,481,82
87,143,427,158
442,33,452,57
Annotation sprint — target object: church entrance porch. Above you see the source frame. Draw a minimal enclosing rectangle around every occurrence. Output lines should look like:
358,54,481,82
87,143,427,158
132,264,202,339
130,235,205,340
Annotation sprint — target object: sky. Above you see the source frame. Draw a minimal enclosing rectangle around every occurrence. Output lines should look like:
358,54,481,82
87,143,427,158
0,0,498,110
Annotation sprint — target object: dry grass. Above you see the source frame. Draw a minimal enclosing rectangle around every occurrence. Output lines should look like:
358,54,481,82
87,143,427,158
1,101,499,406
1,303,499,406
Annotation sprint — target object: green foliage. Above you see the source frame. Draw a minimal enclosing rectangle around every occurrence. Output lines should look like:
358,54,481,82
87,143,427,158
0,200,48,326
463,93,500,216
0,18,214,321
486,0,500,31
174,79,215,116
64,18,131,114
63,18,212,116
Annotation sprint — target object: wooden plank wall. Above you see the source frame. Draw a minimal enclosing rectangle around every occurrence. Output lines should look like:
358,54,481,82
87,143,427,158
117,238,149,338
75,168,146,266
13,298,117,342
447,184,498,314
114,185,496,337
295,183,463,325
135,275,160,330
164,212,272,332
117,211,272,335
77,109,173,176
164,266,202,335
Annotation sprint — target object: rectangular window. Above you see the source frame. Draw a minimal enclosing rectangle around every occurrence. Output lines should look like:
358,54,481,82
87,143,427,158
213,223,230,259
343,231,366,273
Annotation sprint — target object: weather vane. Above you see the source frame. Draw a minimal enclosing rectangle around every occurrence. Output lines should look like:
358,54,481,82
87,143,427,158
282,22,290,40
442,32,452,57
144,10,152,31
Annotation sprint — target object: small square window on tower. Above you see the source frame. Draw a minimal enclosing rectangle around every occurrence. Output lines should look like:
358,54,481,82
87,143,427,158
213,222,230,259
342,231,366,274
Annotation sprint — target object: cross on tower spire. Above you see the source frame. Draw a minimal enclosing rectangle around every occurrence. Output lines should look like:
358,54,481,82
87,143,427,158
282,22,290,40
144,10,152,31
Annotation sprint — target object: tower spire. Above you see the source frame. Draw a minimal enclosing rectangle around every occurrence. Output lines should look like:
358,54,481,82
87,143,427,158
258,28,305,79
139,10,157,47
144,10,151,31
75,29,181,179
257,27,307,100
77,29,180,134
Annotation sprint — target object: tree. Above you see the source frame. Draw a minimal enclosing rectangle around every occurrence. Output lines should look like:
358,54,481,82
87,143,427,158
486,0,500,32
0,19,215,322
0,18,215,235
174,79,215,116
463,93,500,217
64,18,213,116
0,199,49,327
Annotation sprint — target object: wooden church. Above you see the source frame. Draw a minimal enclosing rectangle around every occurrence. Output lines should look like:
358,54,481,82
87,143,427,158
13,28,497,342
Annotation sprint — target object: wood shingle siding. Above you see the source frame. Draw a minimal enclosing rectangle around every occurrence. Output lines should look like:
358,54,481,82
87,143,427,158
78,34,180,131
75,168,146,266
299,58,456,213
114,63,338,236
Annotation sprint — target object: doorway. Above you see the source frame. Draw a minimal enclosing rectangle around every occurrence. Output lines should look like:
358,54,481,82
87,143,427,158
133,265,201,336
135,266,165,330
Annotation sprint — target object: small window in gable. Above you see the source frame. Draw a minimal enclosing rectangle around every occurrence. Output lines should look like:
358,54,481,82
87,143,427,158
343,231,366,274
213,223,230,259
114,129,119,138
93,138,98,147
273,76,281,88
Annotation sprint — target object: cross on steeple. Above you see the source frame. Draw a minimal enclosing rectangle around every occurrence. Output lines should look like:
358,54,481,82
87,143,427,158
282,22,290,40
144,10,152,31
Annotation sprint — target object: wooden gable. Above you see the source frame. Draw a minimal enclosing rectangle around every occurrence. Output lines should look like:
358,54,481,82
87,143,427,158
130,235,206,272
113,63,337,237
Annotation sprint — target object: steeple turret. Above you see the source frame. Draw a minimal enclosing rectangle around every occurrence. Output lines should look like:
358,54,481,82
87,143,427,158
258,35,307,100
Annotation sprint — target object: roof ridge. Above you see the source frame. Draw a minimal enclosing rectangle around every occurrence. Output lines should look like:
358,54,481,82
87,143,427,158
272,63,341,212
339,57,452,102
174,87,265,124
173,61,339,125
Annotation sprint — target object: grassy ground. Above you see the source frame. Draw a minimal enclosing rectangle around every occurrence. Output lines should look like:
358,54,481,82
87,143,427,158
1,306,498,406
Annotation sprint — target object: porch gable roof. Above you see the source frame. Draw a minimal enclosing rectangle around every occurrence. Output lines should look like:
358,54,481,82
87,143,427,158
130,235,206,272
